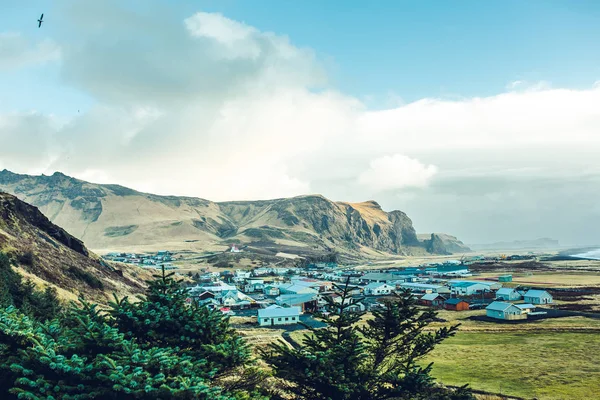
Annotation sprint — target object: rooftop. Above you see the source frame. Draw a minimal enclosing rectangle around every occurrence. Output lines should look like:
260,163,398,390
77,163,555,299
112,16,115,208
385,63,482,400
445,298,468,305
524,289,551,297
258,305,301,318
486,301,519,312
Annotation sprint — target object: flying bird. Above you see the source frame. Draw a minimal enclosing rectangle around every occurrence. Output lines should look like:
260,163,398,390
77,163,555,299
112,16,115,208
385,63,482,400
38,13,44,28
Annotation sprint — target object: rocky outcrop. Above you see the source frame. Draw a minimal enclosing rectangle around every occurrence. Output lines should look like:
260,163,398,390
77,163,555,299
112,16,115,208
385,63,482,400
418,233,471,254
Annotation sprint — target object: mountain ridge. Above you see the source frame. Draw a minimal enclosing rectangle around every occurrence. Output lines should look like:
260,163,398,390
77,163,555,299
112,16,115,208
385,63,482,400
0,169,465,257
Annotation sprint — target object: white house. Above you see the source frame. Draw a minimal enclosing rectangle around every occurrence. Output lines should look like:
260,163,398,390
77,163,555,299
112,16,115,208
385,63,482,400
449,280,502,291
244,279,265,293
523,290,553,305
399,283,450,294
486,301,526,320
364,282,395,296
235,270,251,279
496,288,522,301
258,305,301,326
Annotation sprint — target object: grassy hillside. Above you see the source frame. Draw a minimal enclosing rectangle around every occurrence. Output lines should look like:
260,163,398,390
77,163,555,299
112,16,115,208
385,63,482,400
0,192,149,302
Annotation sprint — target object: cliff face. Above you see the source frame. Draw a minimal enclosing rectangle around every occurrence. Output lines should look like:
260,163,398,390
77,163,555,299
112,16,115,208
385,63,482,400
0,169,463,256
0,191,148,301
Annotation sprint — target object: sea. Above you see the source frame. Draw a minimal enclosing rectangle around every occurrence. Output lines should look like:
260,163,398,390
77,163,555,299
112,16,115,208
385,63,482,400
571,248,600,260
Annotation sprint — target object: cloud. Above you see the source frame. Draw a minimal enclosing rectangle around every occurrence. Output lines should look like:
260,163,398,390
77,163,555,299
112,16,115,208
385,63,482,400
358,154,438,191
1,3,600,243
0,32,61,70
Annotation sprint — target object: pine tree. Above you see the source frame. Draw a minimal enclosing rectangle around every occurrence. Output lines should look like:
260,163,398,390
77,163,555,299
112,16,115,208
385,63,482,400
262,278,474,400
0,265,266,399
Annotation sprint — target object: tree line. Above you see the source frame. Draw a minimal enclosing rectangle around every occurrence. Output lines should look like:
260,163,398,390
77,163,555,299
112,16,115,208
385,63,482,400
0,251,473,399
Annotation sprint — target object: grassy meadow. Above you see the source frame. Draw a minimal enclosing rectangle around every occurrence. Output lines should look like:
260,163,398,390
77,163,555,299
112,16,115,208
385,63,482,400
425,330,600,400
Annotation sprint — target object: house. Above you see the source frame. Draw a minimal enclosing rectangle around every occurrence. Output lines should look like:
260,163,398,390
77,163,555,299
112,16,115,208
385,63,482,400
499,275,513,282
276,293,318,313
496,288,522,301
450,282,490,296
428,265,470,276
399,282,450,294
258,305,301,326
220,290,257,309
419,293,446,307
230,245,242,253
523,290,553,305
361,272,399,283
449,280,502,291
244,279,265,293
279,284,319,295
263,285,281,297
444,298,470,311
486,301,526,320
235,270,252,279
364,282,395,296
194,281,237,294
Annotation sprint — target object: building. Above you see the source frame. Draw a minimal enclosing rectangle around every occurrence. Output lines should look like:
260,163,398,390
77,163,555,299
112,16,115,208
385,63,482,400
419,293,446,307
523,290,553,305
279,283,319,295
495,288,522,301
263,285,281,297
361,272,399,283
449,280,502,293
428,265,470,276
244,279,265,293
399,282,450,294
486,301,526,320
364,282,395,296
444,298,470,311
499,275,513,282
276,294,318,313
258,305,301,326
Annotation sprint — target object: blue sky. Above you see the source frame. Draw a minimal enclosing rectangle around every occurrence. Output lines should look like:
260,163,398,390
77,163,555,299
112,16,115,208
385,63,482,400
2,0,600,245
2,0,600,113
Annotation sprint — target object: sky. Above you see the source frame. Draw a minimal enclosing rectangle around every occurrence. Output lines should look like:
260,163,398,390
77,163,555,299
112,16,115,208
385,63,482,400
1,0,600,246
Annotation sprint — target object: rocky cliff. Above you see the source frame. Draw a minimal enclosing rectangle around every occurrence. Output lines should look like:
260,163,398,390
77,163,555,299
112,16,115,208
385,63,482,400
0,170,464,256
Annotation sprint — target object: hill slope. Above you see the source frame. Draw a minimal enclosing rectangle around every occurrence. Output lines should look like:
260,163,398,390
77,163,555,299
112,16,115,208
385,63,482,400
0,191,147,302
0,170,463,257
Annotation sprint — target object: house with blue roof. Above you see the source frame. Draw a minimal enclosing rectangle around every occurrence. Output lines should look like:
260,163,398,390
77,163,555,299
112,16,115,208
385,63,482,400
523,290,553,305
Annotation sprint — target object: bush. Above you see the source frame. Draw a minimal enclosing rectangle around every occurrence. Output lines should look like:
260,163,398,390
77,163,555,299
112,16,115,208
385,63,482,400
17,250,34,266
66,265,104,289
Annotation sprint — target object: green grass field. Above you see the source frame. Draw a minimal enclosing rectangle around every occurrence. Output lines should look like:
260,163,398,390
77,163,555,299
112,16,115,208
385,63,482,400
425,331,600,400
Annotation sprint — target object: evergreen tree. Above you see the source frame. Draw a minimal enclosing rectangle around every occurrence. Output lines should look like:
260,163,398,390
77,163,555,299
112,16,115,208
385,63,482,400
0,265,266,399
0,251,62,321
263,278,474,400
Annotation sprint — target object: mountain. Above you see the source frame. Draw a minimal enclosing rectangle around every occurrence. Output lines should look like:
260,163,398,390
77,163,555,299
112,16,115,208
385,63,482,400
469,238,560,251
0,170,464,257
0,191,148,302
417,233,472,254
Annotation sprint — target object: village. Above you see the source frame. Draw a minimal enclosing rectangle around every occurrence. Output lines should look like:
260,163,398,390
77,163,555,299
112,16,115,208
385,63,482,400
173,257,559,326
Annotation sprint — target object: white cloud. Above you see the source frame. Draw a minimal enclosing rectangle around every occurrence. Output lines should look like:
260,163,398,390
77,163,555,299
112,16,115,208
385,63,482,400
358,154,438,191
2,3,600,243
0,32,60,70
